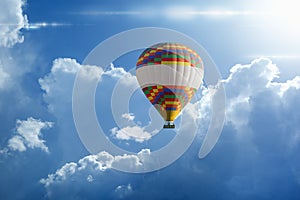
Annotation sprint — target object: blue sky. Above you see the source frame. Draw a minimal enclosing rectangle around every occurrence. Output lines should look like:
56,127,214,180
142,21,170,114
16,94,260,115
1,0,300,199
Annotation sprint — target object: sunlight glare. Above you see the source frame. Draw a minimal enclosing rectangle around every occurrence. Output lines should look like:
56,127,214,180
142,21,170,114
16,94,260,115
267,0,300,33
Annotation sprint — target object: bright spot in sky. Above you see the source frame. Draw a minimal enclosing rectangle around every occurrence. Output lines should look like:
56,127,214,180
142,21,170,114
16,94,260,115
262,0,300,33
165,7,253,20
165,1,300,35
165,7,196,20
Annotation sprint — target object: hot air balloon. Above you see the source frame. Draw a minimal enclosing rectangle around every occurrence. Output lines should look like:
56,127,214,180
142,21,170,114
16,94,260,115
136,43,204,128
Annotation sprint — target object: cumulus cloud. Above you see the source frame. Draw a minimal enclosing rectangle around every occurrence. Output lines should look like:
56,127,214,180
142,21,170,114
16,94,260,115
40,162,77,187
39,59,133,116
269,76,300,97
104,63,128,78
7,117,53,153
124,58,300,200
39,59,136,123
121,113,135,121
38,57,300,199
223,58,289,129
38,58,142,162
106,63,138,89
219,58,300,199
189,57,300,136
40,149,151,187
0,0,28,47
111,125,157,143
185,85,213,130
8,135,26,152
38,58,106,161
39,58,83,114
39,58,103,114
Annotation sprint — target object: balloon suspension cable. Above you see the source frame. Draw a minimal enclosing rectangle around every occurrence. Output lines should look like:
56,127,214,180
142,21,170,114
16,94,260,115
163,121,175,129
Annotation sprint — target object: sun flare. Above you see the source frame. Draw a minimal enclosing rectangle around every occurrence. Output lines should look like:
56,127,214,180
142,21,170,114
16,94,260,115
267,0,300,33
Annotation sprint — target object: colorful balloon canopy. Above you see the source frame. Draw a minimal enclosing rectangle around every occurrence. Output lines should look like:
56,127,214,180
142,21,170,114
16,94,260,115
136,43,204,128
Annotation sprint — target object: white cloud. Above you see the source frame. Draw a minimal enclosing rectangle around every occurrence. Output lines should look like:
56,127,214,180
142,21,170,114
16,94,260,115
112,153,143,170
121,113,135,121
86,175,94,182
38,57,300,198
39,58,82,97
185,57,300,140
0,0,28,47
0,41,40,94
39,59,136,119
115,184,133,199
77,151,114,171
206,57,300,133
35,57,300,199
7,135,26,152
39,58,103,114
269,76,300,97
40,162,78,187
104,63,128,78
40,149,151,187
224,58,279,97
107,64,137,89
39,59,133,116
51,58,82,74
222,58,280,128
110,126,154,143
7,117,53,153
186,86,213,125
38,58,139,161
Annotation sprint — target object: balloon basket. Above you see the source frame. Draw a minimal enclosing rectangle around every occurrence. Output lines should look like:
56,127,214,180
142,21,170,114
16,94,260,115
163,121,175,129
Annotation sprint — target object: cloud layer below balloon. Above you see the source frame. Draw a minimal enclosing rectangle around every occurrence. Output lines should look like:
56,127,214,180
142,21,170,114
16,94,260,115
36,57,300,199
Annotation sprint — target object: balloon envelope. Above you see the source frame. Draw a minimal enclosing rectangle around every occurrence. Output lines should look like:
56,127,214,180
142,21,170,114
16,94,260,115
136,43,204,128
